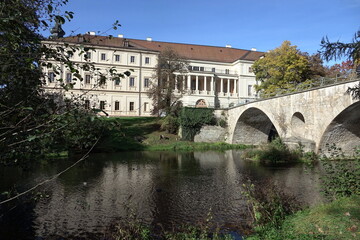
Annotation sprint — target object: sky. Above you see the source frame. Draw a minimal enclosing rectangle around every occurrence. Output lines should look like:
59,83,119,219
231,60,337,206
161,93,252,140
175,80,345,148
54,0,360,65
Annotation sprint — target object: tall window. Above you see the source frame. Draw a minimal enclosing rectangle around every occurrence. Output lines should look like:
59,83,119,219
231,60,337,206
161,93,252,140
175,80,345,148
144,78,149,88
85,52,91,60
212,68,216,72
48,72,55,83
248,85,252,96
115,78,120,85
115,54,120,62
100,101,105,110
225,69,230,74
145,57,150,64
85,74,91,84
129,102,134,111
66,73,72,83
144,102,149,112
114,101,120,110
130,56,135,63
84,100,90,109
249,67,253,73
101,53,106,61
130,77,135,87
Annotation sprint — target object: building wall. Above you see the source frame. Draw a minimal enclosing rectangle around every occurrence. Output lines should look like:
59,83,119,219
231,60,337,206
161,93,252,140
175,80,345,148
43,40,259,116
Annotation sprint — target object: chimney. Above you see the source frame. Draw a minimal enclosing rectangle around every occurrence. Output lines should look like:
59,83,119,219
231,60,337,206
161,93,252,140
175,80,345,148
251,48,257,51
87,31,96,36
146,37,152,42
225,44,232,48
118,34,124,38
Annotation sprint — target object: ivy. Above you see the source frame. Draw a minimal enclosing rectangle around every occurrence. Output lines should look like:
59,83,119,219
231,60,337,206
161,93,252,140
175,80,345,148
179,107,215,141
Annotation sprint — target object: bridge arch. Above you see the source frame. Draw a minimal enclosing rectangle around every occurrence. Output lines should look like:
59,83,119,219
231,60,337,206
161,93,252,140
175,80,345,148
291,112,306,137
319,101,360,156
232,107,280,145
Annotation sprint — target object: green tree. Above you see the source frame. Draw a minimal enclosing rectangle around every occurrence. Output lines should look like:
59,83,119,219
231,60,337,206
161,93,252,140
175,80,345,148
252,41,313,97
148,48,188,116
0,0,126,165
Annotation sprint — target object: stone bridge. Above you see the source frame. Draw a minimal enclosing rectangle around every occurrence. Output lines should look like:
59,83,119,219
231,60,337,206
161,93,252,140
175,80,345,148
222,80,360,156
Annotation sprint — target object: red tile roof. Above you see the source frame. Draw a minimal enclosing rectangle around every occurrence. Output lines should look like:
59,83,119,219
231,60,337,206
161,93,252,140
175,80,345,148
54,35,264,63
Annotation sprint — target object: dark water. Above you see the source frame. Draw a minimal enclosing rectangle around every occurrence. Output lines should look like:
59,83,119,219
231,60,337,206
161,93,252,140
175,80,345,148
0,151,322,239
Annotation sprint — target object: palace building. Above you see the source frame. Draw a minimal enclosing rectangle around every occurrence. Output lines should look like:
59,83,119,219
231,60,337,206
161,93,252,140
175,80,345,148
43,32,264,116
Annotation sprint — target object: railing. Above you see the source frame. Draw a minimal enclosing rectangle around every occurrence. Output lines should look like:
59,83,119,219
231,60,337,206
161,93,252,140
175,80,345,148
189,67,238,75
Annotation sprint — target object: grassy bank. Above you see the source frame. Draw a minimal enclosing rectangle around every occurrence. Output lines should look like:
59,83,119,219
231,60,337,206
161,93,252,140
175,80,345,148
247,195,360,240
95,117,250,152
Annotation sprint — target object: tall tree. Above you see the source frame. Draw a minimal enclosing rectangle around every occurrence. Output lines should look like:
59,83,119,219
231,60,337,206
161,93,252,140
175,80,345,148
252,41,313,97
148,48,188,116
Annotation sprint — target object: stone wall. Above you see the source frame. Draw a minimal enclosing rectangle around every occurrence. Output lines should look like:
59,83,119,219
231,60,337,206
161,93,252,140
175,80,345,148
194,125,227,143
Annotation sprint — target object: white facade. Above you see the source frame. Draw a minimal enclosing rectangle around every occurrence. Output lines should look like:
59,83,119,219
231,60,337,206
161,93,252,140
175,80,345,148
43,35,262,116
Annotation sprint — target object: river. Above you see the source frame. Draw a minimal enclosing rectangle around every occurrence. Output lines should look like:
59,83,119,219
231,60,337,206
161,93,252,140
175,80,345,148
0,150,323,239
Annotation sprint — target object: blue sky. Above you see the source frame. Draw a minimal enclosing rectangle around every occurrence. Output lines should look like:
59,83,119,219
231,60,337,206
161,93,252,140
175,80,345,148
56,0,359,64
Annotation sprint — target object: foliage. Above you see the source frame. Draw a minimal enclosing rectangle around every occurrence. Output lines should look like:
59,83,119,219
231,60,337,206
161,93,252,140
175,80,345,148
147,141,251,152
179,107,215,141
320,30,360,99
243,138,301,164
320,30,360,63
319,145,360,200
252,41,314,97
0,0,129,165
242,179,301,232
247,195,360,240
148,48,189,116
160,115,179,134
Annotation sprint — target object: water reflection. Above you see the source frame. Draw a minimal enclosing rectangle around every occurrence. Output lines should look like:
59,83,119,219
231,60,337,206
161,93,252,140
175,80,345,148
0,150,322,239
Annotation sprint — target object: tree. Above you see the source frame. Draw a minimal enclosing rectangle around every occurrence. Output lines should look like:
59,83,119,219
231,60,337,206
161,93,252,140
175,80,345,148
0,0,126,164
148,48,189,116
326,60,354,79
252,41,313,97
320,30,360,99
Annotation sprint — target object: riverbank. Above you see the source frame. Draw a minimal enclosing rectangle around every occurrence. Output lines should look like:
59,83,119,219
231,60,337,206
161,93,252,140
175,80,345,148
247,195,360,240
94,117,250,152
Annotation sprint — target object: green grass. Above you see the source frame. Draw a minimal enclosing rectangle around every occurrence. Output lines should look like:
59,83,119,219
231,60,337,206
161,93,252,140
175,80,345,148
95,117,251,152
247,195,360,240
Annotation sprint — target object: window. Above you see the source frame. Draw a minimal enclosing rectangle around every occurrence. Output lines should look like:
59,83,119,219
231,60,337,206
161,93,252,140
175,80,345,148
200,67,204,71
212,68,216,72
101,53,106,61
225,69,230,74
115,54,120,62
67,51,73,58
130,56,135,63
129,102,134,111
144,102,149,112
129,77,135,87
66,73,72,83
145,57,150,64
188,66,192,71
144,78,149,88
115,101,120,111
248,85,252,96
100,101,105,110
193,66,199,71
114,78,120,85
84,100,90,109
85,74,91,84
85,52,91,60
249,67,253,73
48,72,55,83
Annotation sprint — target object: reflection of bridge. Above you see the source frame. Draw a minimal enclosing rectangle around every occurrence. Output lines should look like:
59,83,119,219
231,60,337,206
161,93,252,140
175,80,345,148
224,80,360,156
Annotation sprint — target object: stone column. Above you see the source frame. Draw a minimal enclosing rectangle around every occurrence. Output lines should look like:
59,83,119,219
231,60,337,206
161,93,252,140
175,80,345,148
196,75,199,93
187,75,191,90
220,78,224,96
234,79,237,95
211,76,214,93
174,74,178,91
204,76,207,93
227,79,230,96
